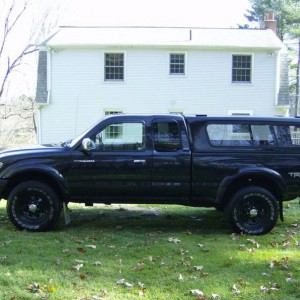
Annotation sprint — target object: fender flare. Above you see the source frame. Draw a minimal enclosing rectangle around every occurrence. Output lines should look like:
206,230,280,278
216,167,287,205
1,163,68,201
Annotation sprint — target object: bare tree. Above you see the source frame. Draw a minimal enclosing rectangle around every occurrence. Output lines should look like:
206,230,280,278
0,0,62,101
0,0,63,147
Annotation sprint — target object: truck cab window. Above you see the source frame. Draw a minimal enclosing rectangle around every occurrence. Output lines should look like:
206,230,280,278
153,121,181,152
91,122,145,151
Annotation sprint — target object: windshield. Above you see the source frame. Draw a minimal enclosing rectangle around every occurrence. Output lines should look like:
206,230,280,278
62,119,102,148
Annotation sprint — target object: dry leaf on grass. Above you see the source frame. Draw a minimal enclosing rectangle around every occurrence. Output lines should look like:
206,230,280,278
116,279,133,288
189,289,204,296
73,263,83,271
168,237,181,244
194,266,204,271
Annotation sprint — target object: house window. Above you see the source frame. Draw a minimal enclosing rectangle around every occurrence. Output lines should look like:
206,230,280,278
104,110,123,139
105,53,124,81
170,53,185,75
232,55,252,83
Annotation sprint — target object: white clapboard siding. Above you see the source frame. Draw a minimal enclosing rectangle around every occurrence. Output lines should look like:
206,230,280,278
39,47,280,144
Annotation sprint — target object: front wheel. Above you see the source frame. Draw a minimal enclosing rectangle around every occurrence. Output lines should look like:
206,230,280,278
225,186,278,235
7,181,61,231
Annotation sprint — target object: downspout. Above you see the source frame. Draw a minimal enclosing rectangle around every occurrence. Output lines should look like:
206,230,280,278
47,48,52,104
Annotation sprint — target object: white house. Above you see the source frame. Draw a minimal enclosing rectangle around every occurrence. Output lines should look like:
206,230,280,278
36,24,289,144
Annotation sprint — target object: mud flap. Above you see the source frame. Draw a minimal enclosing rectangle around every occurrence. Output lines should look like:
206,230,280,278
63,202,71,225
279,200,284,222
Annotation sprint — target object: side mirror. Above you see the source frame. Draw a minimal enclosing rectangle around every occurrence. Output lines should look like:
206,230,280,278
82,138,96,152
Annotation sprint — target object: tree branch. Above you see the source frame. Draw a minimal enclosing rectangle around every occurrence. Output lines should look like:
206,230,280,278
0,0,27,58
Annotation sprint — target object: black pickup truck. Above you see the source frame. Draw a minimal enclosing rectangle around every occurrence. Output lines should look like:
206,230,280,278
0,114,300,234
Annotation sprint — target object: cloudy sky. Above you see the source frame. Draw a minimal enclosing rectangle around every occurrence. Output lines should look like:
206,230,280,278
63,0,252,28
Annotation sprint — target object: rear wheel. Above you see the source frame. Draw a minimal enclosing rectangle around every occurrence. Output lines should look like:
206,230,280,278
225,186,278,235
7,181,61,231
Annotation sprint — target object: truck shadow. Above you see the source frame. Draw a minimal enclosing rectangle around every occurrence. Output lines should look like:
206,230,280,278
60,205,230,235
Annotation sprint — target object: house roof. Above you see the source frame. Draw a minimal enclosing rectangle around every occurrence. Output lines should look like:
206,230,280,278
41,26,284,50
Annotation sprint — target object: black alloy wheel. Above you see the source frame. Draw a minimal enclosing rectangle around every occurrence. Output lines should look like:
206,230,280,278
225,186,278,235
7,181,61,231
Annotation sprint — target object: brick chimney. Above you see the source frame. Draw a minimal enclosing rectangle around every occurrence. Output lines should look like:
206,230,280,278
264,12,277,34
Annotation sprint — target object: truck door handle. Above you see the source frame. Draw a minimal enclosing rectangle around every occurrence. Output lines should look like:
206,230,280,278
133,159,146,164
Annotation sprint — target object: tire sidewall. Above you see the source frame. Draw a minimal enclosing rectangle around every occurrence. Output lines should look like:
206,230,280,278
7,181,61,231
226,186,278,235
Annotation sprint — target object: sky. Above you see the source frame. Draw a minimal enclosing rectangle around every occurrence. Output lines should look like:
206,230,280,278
63,0,252,28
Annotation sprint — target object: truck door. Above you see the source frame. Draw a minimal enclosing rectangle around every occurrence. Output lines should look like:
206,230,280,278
151,119,191,202
69,121,152,202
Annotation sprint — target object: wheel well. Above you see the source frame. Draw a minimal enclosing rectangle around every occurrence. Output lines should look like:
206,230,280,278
220,175,282,208
3,172,65,202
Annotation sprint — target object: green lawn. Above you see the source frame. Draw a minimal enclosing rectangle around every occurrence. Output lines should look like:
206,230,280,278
0,200,299,300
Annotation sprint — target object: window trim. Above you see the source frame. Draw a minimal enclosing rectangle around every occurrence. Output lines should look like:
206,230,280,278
168,52,187,77
104,52,126,82
231,53,253,84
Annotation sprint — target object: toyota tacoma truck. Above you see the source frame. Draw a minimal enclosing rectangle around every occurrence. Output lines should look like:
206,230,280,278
0,114,300,234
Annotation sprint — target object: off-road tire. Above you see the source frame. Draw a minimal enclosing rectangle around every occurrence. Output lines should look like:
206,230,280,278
225,186,278,235
7,181,61,232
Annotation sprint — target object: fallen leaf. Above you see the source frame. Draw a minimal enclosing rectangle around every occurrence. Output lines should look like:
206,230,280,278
116,279,133,288
73,263,83,271
231,233,239,240
184,229,192,235
76,248,86,253
212,294,220,299
232,284,241,296
168,237,181,244
178,273,184,281
79,273,86,280
86,244,97,249
260,285,269,293
269,260,281,268
25,283,41,294
282,240,290,248
133,263,144,271
92,296,105,300
93,261,102,266
75,239,84,244
286,277,295,283
55,258,63,265
194,266,204,271
189,289,204,296
247,238,260,248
